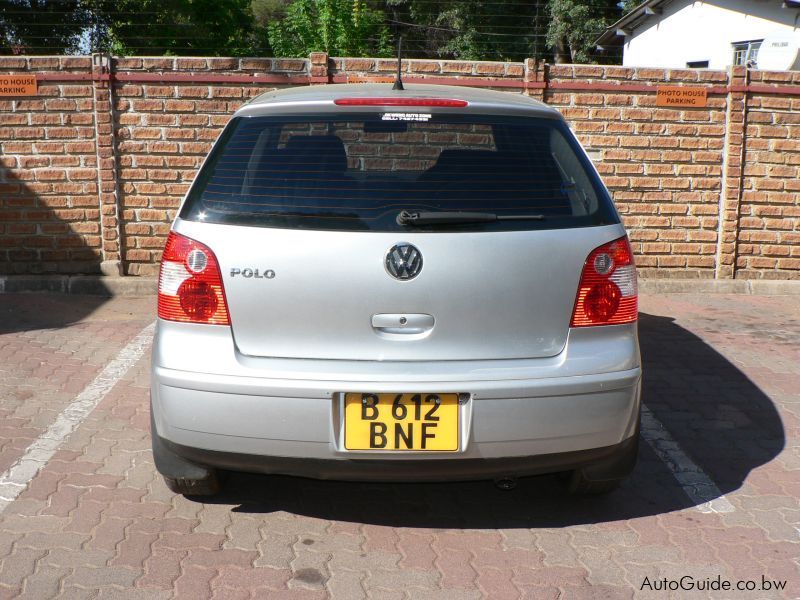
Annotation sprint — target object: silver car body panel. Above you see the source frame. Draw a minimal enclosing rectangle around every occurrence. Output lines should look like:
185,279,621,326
174,218,628,361
152,319,641,462
238,83,563,120
151,83,641,480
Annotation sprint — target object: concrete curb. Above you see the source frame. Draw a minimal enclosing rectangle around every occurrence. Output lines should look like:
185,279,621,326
637,279,800,295
1,275,799,296
0,275,158,297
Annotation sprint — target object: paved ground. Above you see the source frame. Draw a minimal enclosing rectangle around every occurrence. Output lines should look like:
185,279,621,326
0,292,797,599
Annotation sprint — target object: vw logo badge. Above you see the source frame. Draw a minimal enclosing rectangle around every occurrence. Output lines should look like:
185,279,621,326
385,243,423,281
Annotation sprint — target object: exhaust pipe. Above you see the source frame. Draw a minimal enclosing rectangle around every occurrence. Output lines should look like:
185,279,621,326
494,477,517,491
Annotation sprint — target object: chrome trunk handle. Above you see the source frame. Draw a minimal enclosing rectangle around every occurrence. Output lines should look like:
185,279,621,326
371,313,434,335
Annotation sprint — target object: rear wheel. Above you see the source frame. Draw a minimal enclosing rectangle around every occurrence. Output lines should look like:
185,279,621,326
151,407,222,497
564,423,640,496
565,469,624,495
162,472,221,496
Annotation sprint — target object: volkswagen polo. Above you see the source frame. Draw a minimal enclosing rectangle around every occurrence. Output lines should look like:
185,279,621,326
150,83,641,496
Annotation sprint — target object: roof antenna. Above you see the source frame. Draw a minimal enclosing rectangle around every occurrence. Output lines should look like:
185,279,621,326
393,35,404,91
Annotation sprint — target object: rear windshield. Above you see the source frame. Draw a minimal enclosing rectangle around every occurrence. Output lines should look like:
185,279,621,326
180,113,618,232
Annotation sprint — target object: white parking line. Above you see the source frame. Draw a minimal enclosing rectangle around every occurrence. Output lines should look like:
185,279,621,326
0,322,734,516
0,322,155,515
641,406,735,514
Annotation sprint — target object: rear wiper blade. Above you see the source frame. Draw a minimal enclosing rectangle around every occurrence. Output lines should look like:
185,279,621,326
397,210,545,226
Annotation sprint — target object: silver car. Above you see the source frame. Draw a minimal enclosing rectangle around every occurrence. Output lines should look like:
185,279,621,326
150,83,641,496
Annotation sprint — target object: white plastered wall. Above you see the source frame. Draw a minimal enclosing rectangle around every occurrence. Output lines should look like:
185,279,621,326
622,0,800,69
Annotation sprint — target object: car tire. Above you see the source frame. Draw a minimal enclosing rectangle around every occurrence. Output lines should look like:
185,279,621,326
565,469,623,495
151,405,222,497
564,421,640,496
162,472,221,496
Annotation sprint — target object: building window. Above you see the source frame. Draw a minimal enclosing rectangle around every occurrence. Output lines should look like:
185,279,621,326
686,60,709,68
732,40,762,66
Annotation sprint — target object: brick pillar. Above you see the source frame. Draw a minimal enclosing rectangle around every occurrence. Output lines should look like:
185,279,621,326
524,58,547,102
91,53,122,276
716,66,749,279
309,52,329,84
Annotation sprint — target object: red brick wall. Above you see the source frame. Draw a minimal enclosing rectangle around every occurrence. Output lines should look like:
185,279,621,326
738,71,800,279
543,65,728,278
0,57,101,274
0,54,798,279
111,57,302,275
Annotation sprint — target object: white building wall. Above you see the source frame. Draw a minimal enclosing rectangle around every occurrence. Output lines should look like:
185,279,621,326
622,0,800,69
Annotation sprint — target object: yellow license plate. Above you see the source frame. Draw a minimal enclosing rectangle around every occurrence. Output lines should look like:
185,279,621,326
344,393,459,451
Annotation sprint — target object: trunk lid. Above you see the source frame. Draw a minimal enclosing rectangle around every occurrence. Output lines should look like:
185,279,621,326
175,221,624,361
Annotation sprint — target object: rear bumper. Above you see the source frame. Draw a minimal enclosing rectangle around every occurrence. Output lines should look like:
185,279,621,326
157,432,639,482
151,320,641,481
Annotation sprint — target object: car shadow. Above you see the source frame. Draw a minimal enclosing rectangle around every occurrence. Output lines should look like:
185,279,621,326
197,311,785,527
0,293,115,334
0,162,111,333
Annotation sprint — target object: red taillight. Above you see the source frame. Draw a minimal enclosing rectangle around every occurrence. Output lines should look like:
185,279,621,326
570,236,637,327
158,231,230,325
333,97,468,107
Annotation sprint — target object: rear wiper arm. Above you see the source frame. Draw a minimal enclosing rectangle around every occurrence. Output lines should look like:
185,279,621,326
397,210,545,226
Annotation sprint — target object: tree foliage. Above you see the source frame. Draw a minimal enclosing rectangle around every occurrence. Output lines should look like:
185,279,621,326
546,0,622,63
0,0,87,54
267,0,391,57
1,0,628,63
0,0,261,56
384,0,547,62
384,0,623,63
94,0,260,56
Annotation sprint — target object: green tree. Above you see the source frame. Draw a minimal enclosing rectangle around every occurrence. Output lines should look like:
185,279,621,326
93,0,260,56
267,0,391,57
0,0,88,54
251,0,289,28
2,0,629,63
385,0,547,62
249,0,290,54
546,0,621,63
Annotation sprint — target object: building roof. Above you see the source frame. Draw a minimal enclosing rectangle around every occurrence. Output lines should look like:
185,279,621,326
595,0,800,48
595,0,674,48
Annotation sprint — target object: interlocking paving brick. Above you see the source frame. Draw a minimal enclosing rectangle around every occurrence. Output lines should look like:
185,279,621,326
95,588,171,600
49,586,97,600
110,530,158,569
64,565,140,589
365,566,441,593
0,547,47,589
397,531,438,570
85,516,130,553
0,296,153,480
135,547,185,591
194,505,234,535
432,547,476,589
0,292,798,597
0,585,20,600
212,564,290,591
254,532,296,570
328,571,366,599
173,564,216,598
42,547,114,570
15,564,70,600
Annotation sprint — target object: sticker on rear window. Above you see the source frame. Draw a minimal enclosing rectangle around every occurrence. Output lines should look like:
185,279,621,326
381,112,431,121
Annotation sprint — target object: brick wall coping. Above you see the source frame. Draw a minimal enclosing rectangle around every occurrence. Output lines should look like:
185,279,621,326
13,67,800,97
34,72,329,85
